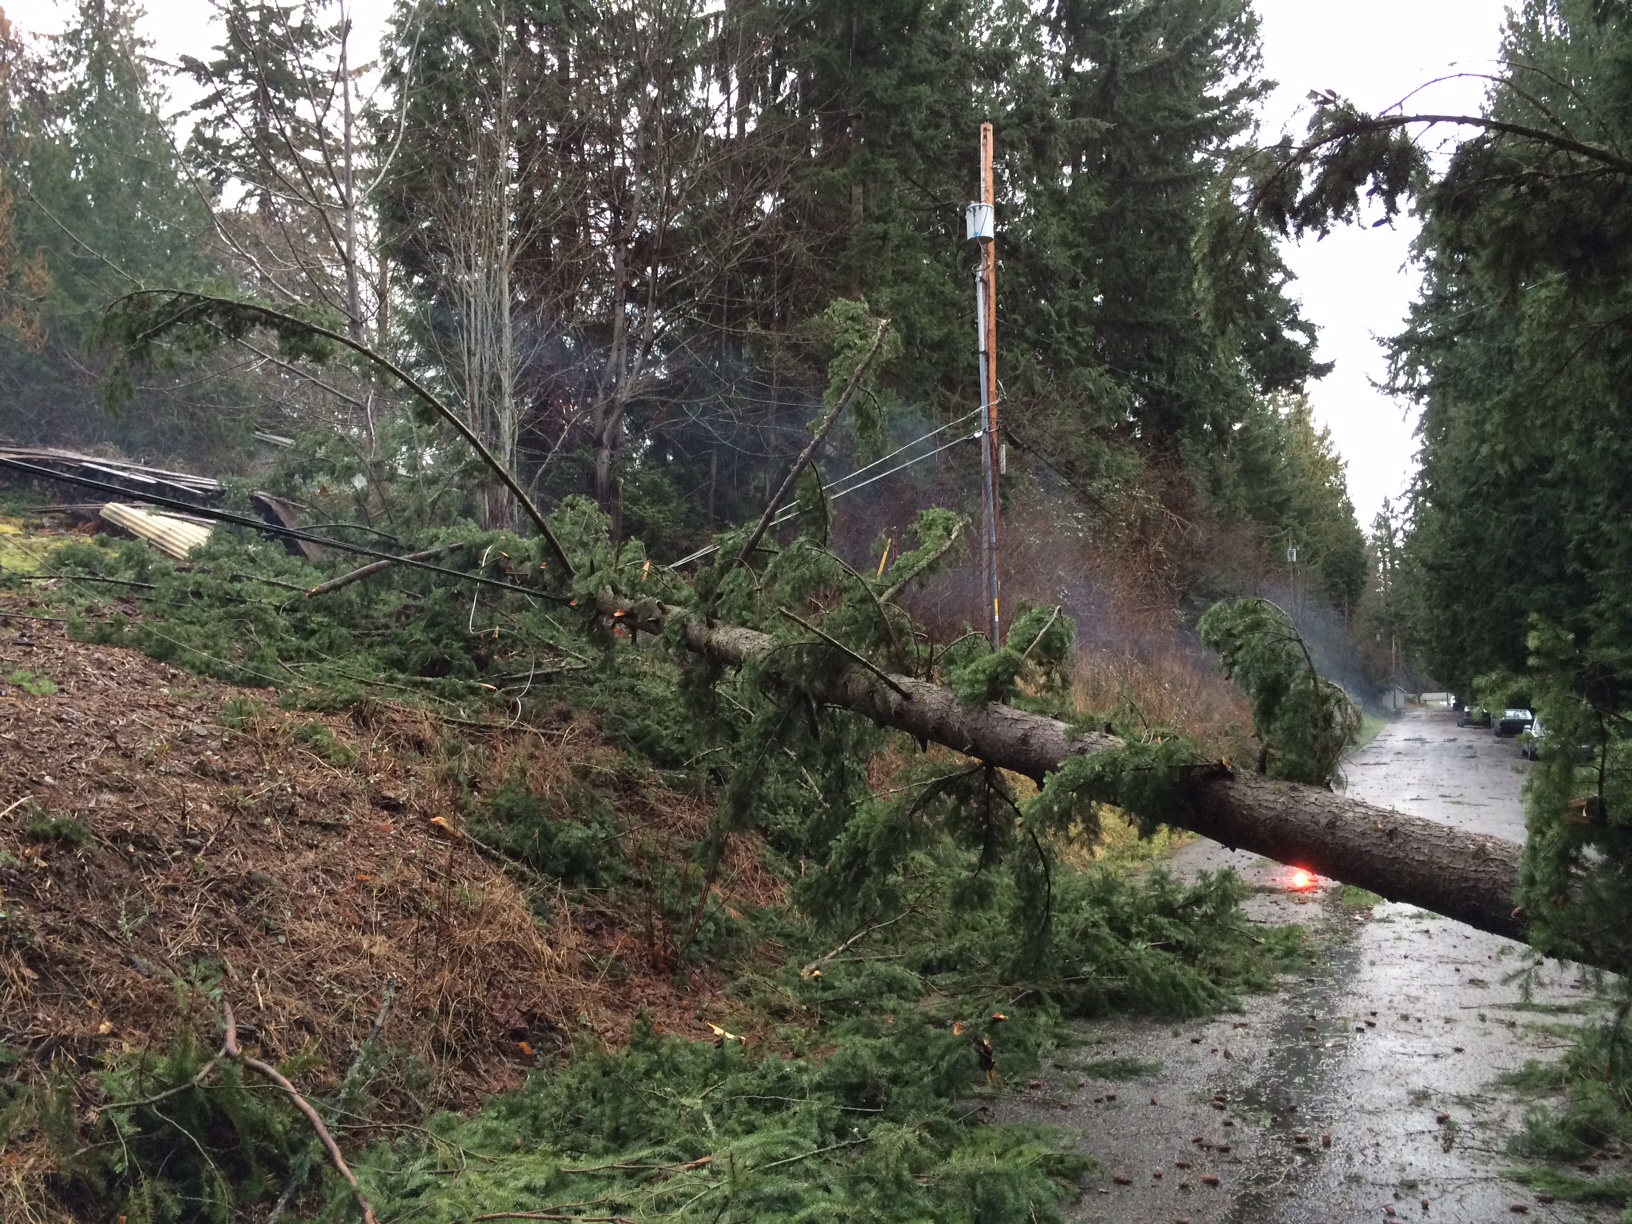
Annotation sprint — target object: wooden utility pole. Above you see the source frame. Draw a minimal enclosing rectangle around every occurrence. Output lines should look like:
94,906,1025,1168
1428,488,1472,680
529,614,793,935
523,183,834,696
970,124,1002,646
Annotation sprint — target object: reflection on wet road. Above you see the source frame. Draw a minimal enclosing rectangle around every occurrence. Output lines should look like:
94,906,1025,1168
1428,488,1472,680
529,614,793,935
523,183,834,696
995,708,1616,1223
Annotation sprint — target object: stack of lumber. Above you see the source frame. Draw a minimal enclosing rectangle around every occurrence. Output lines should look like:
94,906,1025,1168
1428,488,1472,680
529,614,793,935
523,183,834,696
0,443,321,561
0,445,220,502
99,503,214,559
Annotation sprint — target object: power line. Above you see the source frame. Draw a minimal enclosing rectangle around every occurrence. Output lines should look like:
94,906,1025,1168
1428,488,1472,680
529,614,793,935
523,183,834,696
822,428,982,503
667,424,982,569
0,457,568,603
827,409,981,491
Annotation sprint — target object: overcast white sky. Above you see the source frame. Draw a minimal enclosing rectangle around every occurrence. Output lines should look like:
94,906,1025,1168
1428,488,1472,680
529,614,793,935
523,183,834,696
3,0,1514,524
1252,0,1512,524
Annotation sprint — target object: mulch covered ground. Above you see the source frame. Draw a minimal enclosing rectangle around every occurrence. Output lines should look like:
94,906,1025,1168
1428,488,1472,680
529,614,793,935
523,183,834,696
0,591,780,1136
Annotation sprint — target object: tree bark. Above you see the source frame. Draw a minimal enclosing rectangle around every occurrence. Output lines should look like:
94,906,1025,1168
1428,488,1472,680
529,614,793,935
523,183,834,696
678,615,1551,961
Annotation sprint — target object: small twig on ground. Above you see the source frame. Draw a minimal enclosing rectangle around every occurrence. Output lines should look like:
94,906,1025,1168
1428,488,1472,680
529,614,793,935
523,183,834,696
219,1001,381,1224
10,573,157,589
100,1054,223,1112
266,979,402,1224
799,912,910,980
562,1155,714,1176
755,1136,869,1172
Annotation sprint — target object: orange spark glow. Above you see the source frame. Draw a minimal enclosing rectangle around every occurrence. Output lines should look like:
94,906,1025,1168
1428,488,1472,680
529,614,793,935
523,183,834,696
1288,868,1313,891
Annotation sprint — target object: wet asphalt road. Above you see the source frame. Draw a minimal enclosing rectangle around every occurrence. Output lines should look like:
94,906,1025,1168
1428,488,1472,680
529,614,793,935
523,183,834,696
996,707,1619,1224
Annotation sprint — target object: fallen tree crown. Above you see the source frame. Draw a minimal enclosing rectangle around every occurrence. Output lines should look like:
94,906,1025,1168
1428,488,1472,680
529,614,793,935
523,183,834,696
677,612,1541,963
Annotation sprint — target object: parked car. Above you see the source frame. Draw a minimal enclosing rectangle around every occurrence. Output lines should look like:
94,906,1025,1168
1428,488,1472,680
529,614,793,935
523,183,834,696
1519,718,1545,759
1495,708,1535,738
1518,717,1595,762
1457,702,1492,728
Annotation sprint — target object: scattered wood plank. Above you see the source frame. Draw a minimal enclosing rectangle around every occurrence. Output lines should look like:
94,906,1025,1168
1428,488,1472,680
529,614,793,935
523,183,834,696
100,503,214,559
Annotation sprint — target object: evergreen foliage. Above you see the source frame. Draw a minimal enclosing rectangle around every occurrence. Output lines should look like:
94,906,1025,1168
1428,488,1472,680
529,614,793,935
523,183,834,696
1220,0,1632,1170
12,505,1309,1221
353,1010,1089,1224
1198,597,1361,785
59,1028,300,1224
1,0,242,462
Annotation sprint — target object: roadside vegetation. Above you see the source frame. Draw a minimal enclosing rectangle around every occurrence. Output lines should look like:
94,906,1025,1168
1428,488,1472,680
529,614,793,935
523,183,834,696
1231,0,1632,1201
0,510,1310,1222
5,0,1632,1218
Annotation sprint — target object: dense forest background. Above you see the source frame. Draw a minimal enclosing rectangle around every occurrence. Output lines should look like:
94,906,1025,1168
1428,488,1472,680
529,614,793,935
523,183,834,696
0,0,1387,683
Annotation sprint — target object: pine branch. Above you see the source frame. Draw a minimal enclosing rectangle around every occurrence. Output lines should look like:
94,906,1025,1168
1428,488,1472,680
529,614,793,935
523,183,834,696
732,318,891,571
305,543,464,598
219,1002,381,1224
777,607,911,699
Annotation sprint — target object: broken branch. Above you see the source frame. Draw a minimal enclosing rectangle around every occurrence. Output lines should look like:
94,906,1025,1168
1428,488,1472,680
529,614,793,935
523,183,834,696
305,544,463,598
777,606,911,699
733,318,891,571
219,1002,381,1224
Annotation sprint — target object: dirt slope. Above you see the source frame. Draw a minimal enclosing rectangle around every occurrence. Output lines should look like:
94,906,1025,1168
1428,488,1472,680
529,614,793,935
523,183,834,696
0,596,773,1129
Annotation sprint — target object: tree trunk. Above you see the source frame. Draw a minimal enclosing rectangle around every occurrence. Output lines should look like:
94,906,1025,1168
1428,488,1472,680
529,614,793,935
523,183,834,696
676,616,1558,962
340,4,362,345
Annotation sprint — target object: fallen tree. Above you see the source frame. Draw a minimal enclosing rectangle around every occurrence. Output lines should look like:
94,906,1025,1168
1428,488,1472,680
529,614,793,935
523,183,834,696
678,615,1544,960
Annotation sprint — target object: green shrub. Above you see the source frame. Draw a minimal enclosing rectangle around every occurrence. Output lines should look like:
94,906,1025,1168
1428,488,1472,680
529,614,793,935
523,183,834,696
290,719,356,766
26,814,92,846
5,669,56,696
471,778,625,886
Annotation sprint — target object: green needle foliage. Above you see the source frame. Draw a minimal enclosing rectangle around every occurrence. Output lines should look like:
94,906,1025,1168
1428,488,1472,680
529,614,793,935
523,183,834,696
351,1009,1086,1224
347,875,1293,1224
1198,598,1360,786
8,482,1313,1221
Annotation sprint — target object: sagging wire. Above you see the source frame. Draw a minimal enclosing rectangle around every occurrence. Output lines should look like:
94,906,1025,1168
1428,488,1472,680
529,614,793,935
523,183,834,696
668,416,984,569
830,408,981,491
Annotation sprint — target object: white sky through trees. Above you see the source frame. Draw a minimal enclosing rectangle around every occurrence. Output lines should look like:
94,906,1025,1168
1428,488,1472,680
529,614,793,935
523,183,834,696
1253,0,1510,524
3,0,1510,523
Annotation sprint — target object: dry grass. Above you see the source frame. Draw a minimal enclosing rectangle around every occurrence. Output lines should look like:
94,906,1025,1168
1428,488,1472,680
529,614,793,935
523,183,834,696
0,597,782,1216
1005,490,1254,760
1071,645,1253,762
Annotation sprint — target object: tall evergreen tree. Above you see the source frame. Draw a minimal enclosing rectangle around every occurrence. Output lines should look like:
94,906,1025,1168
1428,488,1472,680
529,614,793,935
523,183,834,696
0,0,237,462
180,0,370,338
